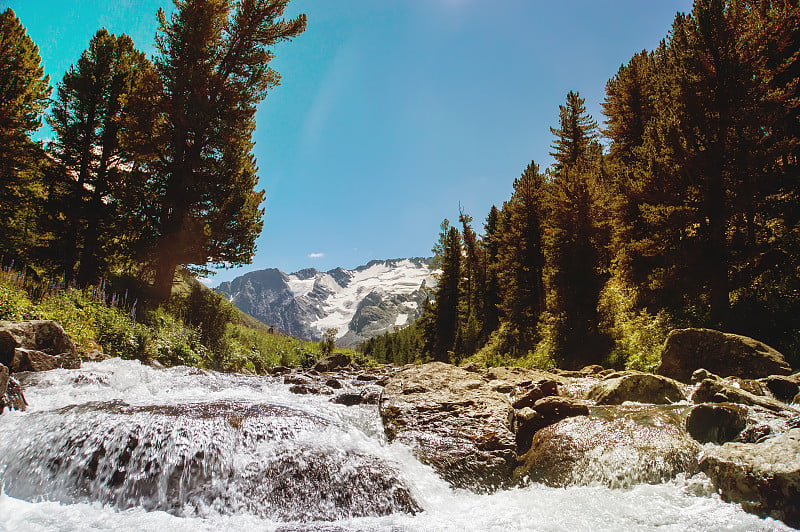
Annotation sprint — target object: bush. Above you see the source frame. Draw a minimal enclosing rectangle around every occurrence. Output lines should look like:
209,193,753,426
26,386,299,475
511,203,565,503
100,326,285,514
599,281,673,372
0,285,36,320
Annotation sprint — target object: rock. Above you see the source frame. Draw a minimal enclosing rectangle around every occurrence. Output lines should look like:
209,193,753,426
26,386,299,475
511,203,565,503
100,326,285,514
700,428,800,527
283,374,313,386
516,415,701,488
483,366,566,388
10,348,59,372
0,320,77,370
356,374,378,382
270,366,291,375
312,353,352,373
331,387,382,406
1,375,27,412
691,368,721,384
587,373,686,405
685,403,747,444
289,384,314,395
657,328,791,383
794,392,800,405
726,376,765,396
579,364,605,376
511,379,559,410
761,375,800,403
515,396,590,454
379,362,516,491
0,363,8,399
325,378,343,389
691,379,798,414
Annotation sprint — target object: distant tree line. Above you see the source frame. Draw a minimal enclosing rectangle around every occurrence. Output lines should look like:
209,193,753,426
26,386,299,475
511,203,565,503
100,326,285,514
361,0,800,370
0,1,305,301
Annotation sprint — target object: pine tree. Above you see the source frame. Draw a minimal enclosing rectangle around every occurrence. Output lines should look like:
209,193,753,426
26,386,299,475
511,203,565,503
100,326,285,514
457,209,485,356
482,205,502,337
46,29,151,283
495,162,547,355
545,92,609,368
424,219,462,362
131,0,306,301
0,8,51,261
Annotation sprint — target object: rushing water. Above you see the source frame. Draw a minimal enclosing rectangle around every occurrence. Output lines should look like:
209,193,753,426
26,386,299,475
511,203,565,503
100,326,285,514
0,359,794,531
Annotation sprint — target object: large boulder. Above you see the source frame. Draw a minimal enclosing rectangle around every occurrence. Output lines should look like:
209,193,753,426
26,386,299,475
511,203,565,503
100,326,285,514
379,362,516,491
700,428,800,527
0,320,78,371
587,373,685,405
515,415,701,488
657,328,791,383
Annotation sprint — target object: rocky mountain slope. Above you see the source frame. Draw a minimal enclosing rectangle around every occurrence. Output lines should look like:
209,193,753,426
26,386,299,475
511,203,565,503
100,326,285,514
216,258,435,346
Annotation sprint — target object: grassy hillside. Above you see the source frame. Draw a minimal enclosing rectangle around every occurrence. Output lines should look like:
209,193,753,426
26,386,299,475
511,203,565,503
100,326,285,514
0,266,361,373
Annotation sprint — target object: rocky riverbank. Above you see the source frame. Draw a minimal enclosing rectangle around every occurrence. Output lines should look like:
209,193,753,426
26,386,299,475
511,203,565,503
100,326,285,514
3,321,800,528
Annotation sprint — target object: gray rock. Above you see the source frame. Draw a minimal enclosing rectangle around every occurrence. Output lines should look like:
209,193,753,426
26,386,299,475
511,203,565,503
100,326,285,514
511,379,559,410
516,415,701,488
379,362,516,492
685,403,747,444
588,373,686,405
657,328,791,383
700,428,800,527
0,320,78,373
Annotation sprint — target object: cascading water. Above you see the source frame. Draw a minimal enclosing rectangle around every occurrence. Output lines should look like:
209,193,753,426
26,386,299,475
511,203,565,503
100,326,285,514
0,359,794,531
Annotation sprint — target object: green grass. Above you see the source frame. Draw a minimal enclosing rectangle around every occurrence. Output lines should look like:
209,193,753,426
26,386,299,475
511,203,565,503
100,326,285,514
0,266,363,373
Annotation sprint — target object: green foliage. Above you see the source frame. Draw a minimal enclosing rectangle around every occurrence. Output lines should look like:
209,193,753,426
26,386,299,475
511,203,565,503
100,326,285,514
599,282,673,372
0,8,51,261
0,284,36,321
320,328,337,356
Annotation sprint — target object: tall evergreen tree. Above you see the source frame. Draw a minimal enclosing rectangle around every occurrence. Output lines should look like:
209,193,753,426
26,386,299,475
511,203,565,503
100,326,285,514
47,30,151,283
457,209,485,356
424,219,462,362
132,0,306,300
0,8,51,261
482,205,502,336
545,92,609,368
495,162,547,355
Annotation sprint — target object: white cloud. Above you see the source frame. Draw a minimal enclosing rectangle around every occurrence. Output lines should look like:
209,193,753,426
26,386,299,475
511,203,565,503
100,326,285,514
308,252,325,259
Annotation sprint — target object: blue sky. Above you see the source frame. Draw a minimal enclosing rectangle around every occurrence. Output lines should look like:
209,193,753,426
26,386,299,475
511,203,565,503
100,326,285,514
5,0,692,284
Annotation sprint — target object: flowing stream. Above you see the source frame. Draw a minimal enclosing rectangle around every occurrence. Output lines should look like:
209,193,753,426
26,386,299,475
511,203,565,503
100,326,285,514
0,359,793,531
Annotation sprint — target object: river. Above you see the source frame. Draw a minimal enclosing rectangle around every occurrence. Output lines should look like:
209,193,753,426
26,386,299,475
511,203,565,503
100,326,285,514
0,359,793,531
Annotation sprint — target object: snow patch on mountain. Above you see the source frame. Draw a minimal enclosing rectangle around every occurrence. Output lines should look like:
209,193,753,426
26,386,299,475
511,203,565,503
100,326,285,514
216,258,435,346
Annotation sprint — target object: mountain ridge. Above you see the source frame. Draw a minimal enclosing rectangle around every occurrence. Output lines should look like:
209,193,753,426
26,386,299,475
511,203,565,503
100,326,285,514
216,257,435,346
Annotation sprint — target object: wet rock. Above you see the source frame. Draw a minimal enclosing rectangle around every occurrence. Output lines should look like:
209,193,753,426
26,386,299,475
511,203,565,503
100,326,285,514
356,374,378,382
685,403,747,444
700,428,800,528
483,366,566,389
794,392,800,405
511,380,559,410
0,363,7,398
691,378,798,414
691,368,721,384
379,362,516,492
726,376,765,396
588,373,685,405
657,328,791,383
332,392,365,406
0,375,27,412
515,396,590,454
10,347,59,372
761,375,800,403
283,374,313,386
516,415,701,488
289,384,314,395
270,366,291,375
312,353,352,373
325,378,343,389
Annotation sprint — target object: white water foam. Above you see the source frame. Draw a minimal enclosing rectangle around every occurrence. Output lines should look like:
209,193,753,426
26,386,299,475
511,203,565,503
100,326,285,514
0,359,794,532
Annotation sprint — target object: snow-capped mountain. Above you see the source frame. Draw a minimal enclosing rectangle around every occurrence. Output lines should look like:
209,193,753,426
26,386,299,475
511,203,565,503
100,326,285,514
216,258,435,346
